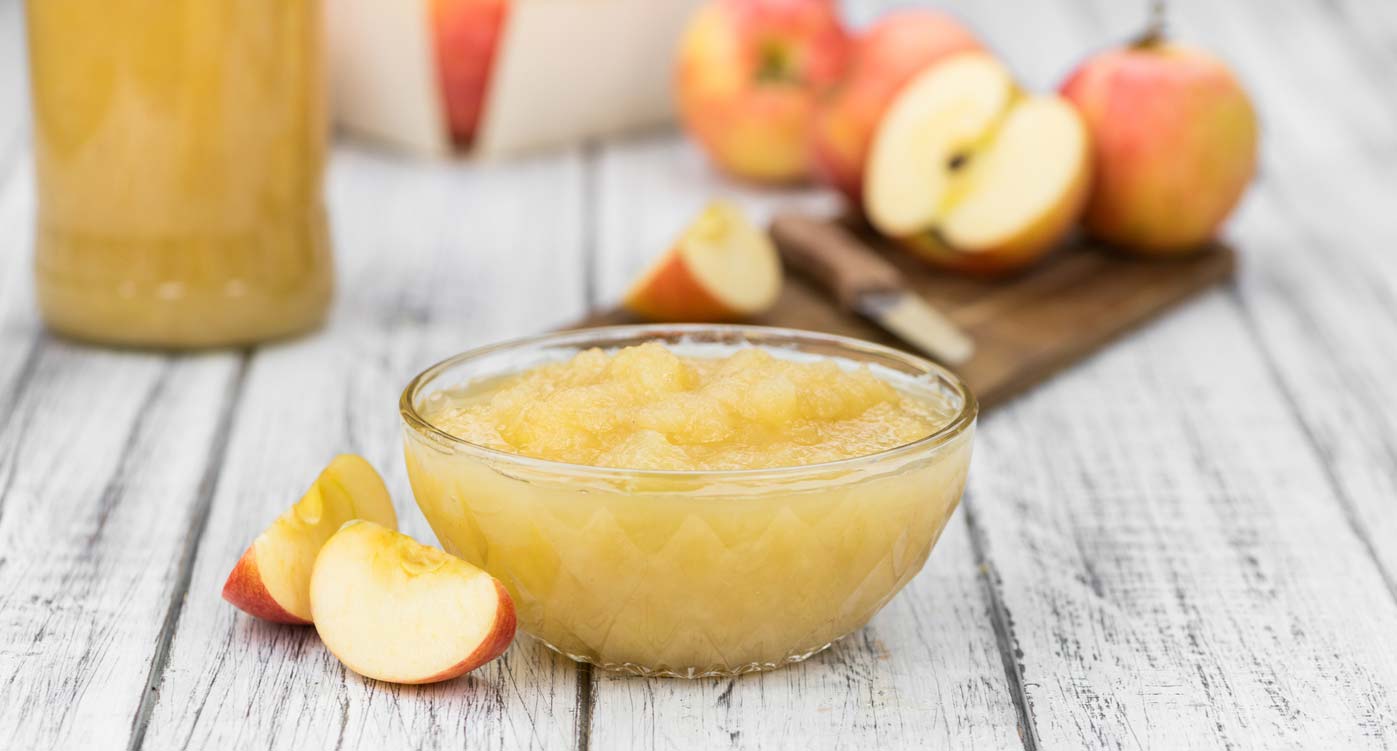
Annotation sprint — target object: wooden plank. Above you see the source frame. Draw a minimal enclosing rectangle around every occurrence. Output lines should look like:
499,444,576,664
140,146,591,750
0,152,247,750
1162,0,1397,593
968,295,1397,748
0,0,27,169
0,346,243,751
0,165,41,412
938,0,1397,746
586,129,1023,748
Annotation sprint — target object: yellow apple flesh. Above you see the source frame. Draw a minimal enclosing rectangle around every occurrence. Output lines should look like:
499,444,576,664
222,455,397,625
1061,41,1258,255
811,9,983,206
623,201,782,322
864,52,1091,276
310,521,517,684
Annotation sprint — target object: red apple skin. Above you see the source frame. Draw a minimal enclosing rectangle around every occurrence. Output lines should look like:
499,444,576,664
411,580,518,684
221,547,313,626
431,0,509,147
623,247,743,322
811,10,983,205
1061,42,1258,255
676,0,850,183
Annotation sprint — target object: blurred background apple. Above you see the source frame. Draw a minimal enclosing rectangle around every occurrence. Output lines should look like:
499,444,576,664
674,0,850,183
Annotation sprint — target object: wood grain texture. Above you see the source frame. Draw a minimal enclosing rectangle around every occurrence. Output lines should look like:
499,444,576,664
968,295,1397,748
0,163,247,749
1170,0,1397,600
940,0,1397,747
585,98,1024,751
138,147,591,750
1,1,1396,749
0,0,26,172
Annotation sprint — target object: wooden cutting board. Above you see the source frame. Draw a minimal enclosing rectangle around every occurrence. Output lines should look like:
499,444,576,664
575,219,1237,411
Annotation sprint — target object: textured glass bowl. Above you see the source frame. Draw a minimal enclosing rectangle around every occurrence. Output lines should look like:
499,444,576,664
400,325,977,678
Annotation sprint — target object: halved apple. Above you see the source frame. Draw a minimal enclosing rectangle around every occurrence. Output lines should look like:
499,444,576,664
864,52,1091,275
310,521,516,684
222,455,397,625
623,201,782,322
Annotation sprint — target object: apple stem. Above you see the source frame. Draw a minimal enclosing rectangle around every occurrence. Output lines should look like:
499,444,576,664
1134,0,1168,47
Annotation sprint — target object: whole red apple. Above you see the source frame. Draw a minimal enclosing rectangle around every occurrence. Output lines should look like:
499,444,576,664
1061,39,1258,255
431,0,509,147
811,9,983,206
675,0,850,184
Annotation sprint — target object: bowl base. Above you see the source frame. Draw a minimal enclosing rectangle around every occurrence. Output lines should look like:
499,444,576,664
526,632,846,679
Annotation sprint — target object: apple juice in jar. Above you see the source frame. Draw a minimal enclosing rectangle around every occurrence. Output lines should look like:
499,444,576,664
25,0,332,347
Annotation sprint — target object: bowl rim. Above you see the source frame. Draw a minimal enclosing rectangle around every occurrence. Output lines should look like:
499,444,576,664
399,324,978,481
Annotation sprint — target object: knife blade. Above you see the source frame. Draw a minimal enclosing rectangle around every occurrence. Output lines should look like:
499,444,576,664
769,213,975,366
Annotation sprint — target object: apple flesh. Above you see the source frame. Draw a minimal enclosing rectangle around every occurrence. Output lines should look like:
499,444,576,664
864,52,1091,276
431,0,509,147
310,521,517,684
1061,41,1258,255
623,201,782,322
675,0,850,183
222,455,397,625
811,9,983,206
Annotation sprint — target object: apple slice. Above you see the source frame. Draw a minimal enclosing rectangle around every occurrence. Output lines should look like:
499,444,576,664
222,455,397,625
430,0,508,147
310,521,517,684
864,52,1091,275
623,201,782,322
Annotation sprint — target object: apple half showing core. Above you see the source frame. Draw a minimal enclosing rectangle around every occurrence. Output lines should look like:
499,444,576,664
311,521,517,684
864,52,1091,275
222,455,398,625
623,201,782,322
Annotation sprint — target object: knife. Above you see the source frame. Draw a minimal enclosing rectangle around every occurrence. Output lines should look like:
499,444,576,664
769,213,975,366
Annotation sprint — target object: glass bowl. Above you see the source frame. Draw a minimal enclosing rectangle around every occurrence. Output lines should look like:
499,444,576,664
400,325,977,678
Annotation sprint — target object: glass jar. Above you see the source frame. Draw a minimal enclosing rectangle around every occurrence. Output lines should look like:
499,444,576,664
25,0,332,348
401,325,978,678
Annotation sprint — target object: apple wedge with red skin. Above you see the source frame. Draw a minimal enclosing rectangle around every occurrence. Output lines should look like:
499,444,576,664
624,201,782,322
430,0,509,147
311,521,517,684
222,455,397,625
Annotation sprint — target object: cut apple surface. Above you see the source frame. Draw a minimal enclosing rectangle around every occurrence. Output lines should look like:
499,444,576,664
222,455,397,625
310,521,516,684
864,52,1090,275
623,201,782,322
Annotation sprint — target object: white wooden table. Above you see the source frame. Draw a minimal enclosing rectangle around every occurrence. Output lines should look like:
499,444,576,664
3,1,1397,748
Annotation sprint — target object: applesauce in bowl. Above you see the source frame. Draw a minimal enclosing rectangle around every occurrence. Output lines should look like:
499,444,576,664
401,325,976,677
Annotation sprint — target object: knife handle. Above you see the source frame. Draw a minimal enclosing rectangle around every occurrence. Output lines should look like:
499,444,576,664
769,213,903,310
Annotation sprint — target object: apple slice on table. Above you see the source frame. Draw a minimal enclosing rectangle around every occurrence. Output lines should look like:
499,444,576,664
311,521,517,684
623,201,782,322
222,455,397,625
864,52,1091,276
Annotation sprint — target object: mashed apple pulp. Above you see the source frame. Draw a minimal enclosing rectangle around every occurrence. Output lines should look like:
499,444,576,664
405,341,974,676
421,342,955,470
